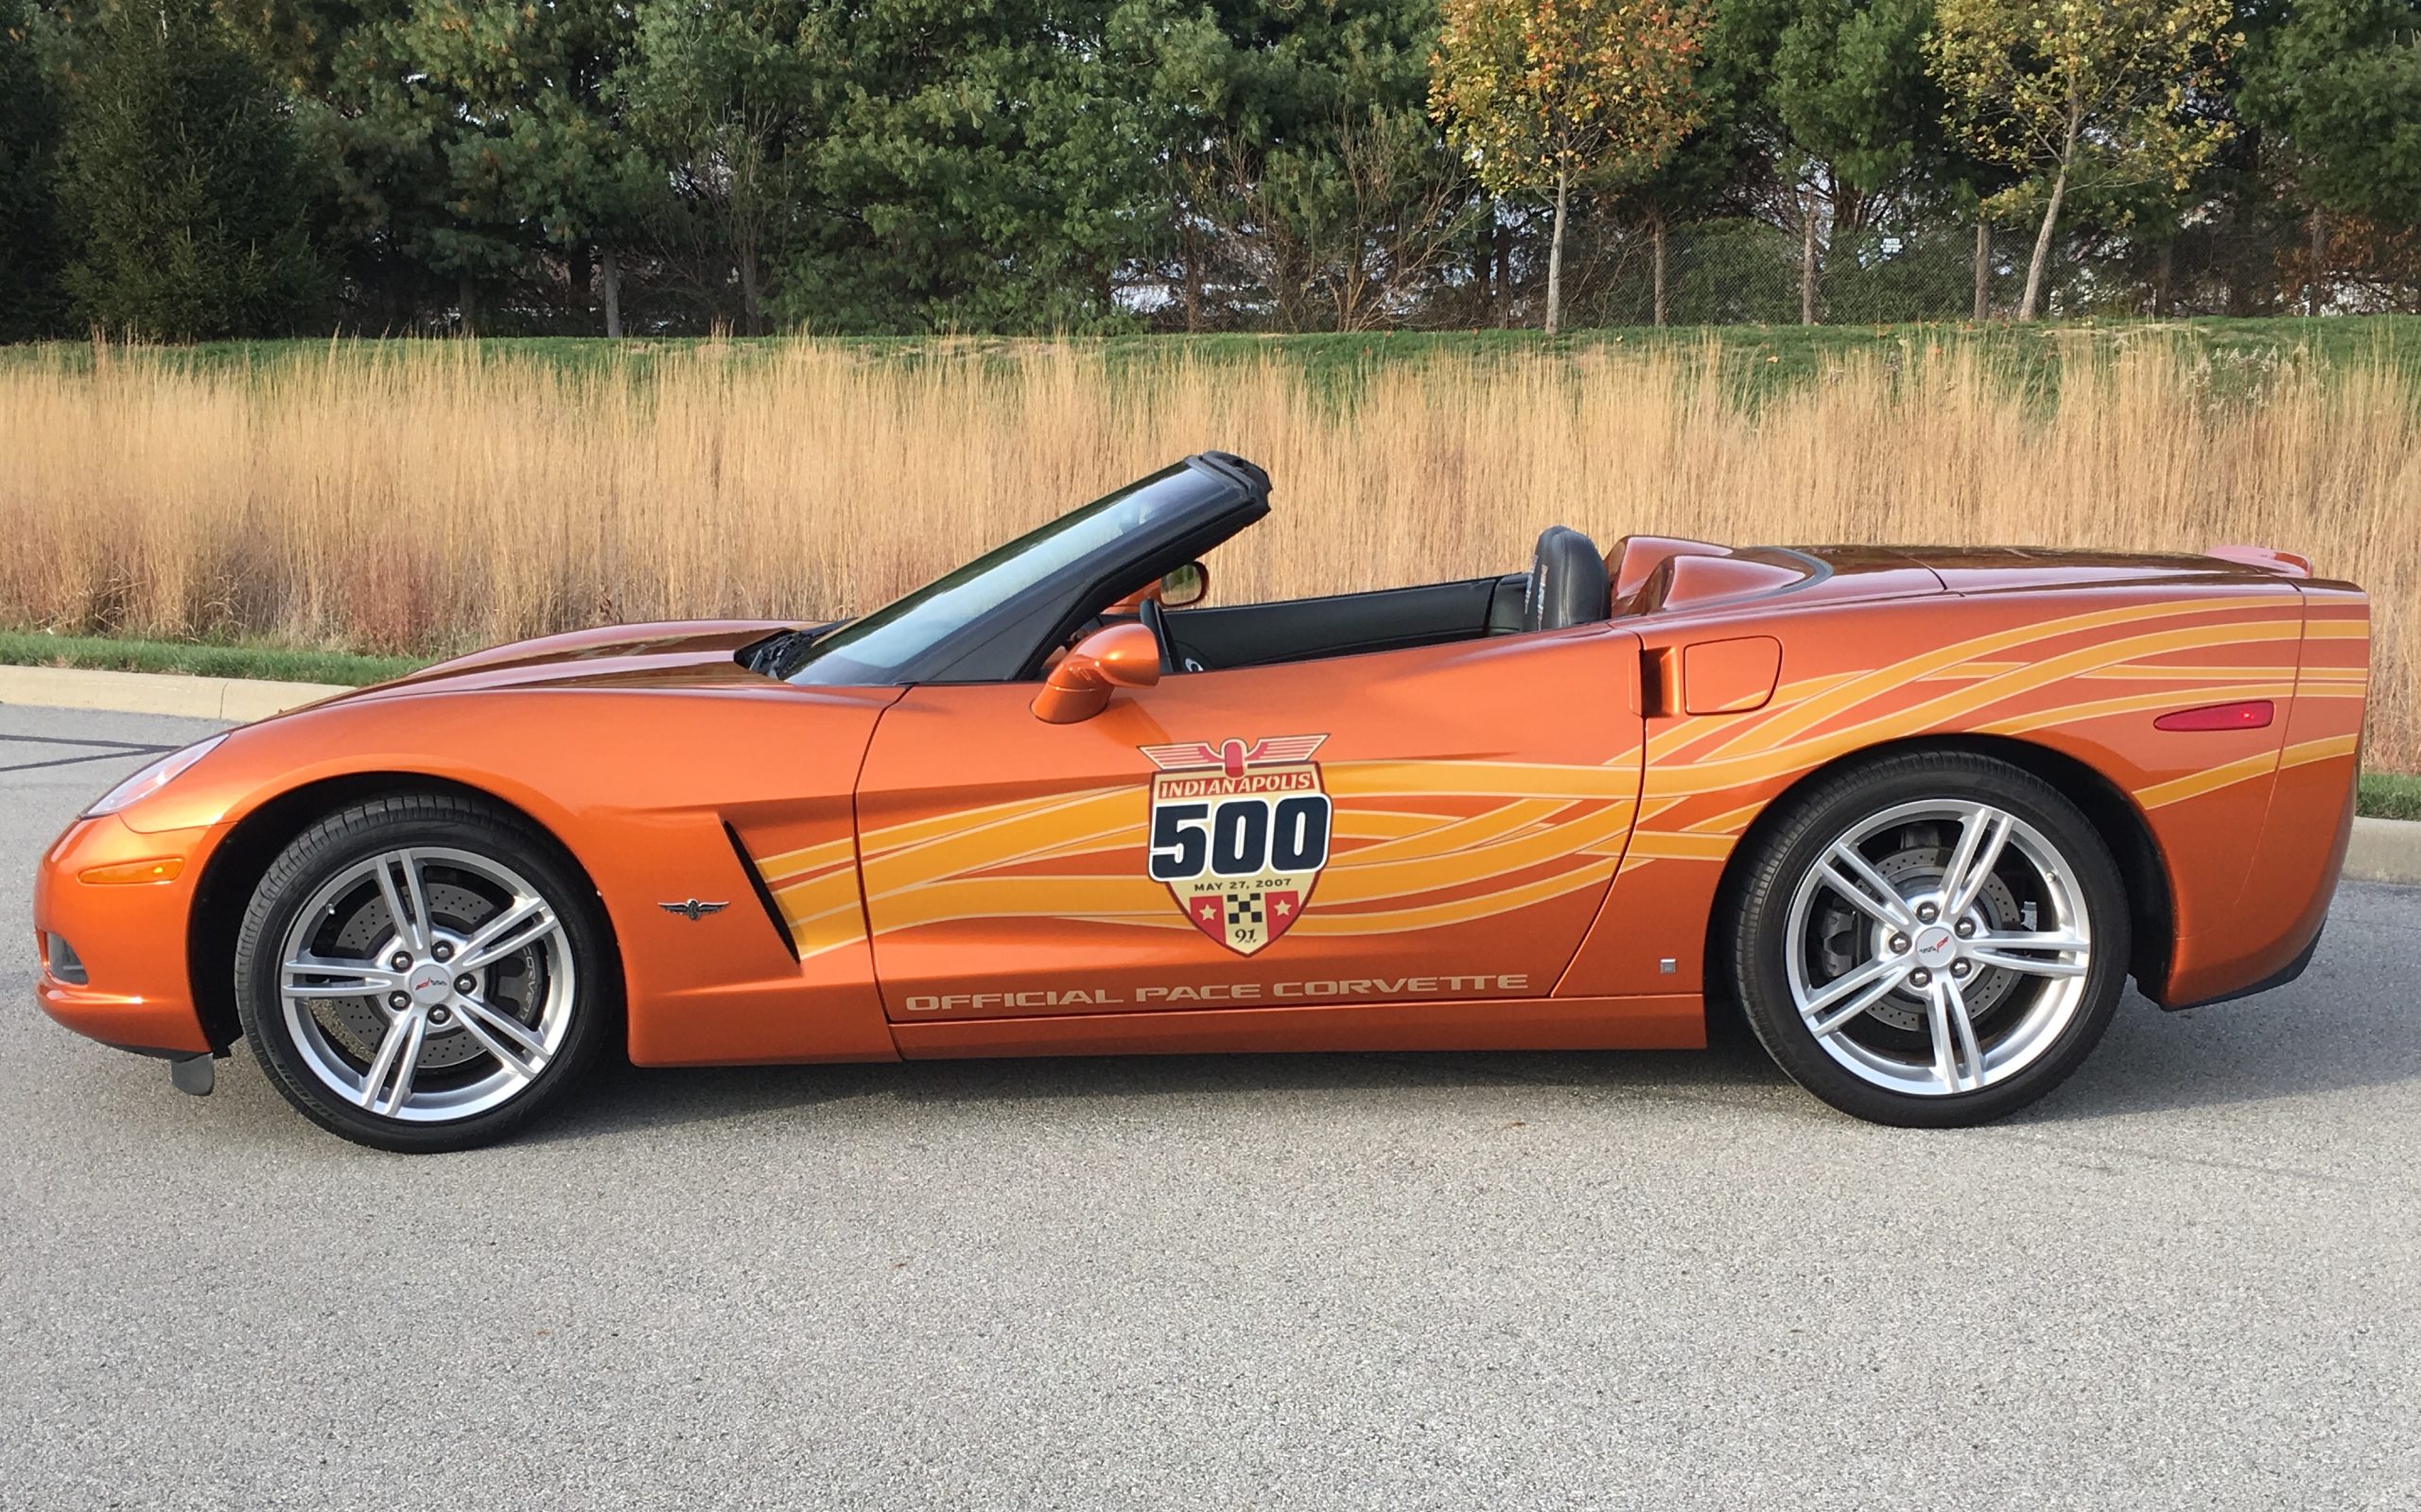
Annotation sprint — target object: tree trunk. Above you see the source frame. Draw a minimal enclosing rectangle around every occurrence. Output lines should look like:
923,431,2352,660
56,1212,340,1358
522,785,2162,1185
570,245,593,324
2153,240,2172,318
1183,239,1201,333
1651,211,1668,328
1492,209,1510,328
1178,185,1201,334
601,246,623,339
730,136,767,337
457,271,477,338
1473,221,1491,321
1799,192,1820,325
1972,216,1992,321
2307,207,2328,317
738,244,762,336
1544,168,1568,337
2019,162,2067,321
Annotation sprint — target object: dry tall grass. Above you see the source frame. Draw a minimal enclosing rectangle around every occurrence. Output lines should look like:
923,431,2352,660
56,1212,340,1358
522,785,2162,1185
0,339,2412,768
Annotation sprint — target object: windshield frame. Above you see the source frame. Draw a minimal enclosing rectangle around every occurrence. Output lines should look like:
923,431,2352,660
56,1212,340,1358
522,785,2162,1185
766,452,1269,686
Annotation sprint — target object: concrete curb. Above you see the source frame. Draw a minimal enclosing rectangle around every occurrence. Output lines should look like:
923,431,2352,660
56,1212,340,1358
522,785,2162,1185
2345,817,2421,888
6,664,2420,887
0,665,348,722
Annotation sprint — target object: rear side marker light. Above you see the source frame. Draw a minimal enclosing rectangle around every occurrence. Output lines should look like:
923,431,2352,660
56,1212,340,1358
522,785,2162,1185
77,856,185,885
2155,700,2274,733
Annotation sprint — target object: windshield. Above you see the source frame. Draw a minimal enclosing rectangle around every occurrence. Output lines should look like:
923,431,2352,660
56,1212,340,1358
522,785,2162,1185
771,462,1205,686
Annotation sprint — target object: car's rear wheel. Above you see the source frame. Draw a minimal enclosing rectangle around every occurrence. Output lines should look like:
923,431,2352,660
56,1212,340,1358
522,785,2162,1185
232,794,616,1152
1727,751,2131,1126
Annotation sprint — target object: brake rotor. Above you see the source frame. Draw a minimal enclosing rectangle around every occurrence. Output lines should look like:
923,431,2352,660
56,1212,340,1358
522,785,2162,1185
1814,826,2025,1034
311,878,541,1070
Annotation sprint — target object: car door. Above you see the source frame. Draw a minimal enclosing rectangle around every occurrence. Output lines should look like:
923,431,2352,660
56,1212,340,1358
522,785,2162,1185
852,625,1646,1022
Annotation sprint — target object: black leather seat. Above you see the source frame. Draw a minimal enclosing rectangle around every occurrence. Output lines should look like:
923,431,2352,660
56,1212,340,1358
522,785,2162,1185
1523,526,1611,632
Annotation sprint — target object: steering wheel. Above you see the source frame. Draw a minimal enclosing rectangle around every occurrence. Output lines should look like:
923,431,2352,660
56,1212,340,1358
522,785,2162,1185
1138,596,1176,673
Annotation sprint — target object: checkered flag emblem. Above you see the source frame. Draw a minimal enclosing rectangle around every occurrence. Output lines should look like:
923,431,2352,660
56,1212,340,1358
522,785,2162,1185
1227,892,1263,930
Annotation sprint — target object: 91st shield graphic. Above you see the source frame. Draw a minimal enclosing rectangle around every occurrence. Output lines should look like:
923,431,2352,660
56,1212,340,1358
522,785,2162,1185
1140,736,1332,956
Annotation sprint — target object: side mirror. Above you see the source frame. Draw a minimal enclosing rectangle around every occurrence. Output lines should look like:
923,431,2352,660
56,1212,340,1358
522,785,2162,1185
1032,621,1161,724
1159,562,1209,608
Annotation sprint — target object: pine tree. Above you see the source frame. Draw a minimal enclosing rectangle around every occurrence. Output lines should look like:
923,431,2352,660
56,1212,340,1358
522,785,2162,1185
0,0,70,339
61,0,322,339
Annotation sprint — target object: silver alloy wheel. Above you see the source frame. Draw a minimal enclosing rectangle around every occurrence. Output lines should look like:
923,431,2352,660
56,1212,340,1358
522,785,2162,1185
277,846,576,1123
1782,799,2092,1097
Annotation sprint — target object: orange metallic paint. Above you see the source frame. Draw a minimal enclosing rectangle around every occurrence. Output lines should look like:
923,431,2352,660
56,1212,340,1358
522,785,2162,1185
1031,621,1163,724
28,544,2366,1076
1681,636,1784,716
892,994,1706,1058
852,625,1646,1022
36,816,217,1053
1555,564,2358,1007
46,624,906,1067
2166,585,2367,1004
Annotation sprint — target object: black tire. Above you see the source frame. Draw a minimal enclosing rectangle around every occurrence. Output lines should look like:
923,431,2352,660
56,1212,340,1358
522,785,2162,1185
232,793,618,1153
1725,750,2131,1127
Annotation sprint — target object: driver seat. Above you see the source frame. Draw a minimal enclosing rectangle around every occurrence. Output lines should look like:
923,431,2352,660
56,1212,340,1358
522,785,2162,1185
1523,526,1612,633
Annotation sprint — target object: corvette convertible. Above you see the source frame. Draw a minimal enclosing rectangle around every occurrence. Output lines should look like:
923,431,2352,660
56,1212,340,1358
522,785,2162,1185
34,453,2368,1150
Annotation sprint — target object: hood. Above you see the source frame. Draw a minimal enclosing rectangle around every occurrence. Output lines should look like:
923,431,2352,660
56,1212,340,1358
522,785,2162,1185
322,620,799,705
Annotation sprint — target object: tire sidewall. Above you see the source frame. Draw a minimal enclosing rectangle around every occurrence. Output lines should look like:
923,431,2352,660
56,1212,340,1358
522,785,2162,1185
1733,755,2132,1127
234,801,616,1153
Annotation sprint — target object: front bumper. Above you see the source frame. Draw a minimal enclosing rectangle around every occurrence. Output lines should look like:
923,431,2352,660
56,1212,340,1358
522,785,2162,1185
32,814,215,1055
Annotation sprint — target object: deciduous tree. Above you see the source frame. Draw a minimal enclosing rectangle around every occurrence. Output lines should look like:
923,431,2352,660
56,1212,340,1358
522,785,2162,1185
1245,105,1477,330
1928,0,2238,320
1430,0,1705,334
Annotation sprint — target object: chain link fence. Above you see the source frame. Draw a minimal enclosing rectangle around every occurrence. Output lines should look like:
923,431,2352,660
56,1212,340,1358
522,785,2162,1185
1519,214,2421,329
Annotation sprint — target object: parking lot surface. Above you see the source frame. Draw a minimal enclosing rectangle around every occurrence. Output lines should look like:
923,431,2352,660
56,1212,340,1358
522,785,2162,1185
5,704,2417,1509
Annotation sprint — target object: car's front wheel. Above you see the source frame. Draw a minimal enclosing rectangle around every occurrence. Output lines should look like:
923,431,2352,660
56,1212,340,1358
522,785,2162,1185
1727,751,2131,1127
232,794,616,1152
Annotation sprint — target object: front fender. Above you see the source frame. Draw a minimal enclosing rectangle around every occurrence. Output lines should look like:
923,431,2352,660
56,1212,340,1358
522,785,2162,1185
117,683,904,1067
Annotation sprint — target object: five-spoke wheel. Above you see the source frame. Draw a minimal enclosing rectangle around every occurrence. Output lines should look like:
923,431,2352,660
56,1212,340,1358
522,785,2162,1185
1729,752,2129,1126
234,795,613,1151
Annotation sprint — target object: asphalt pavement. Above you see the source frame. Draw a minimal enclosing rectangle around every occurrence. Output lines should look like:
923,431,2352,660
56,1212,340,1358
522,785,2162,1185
5,704,2418,1510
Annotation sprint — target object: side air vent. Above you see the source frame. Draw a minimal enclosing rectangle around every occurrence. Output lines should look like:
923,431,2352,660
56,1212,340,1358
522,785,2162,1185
723,823,800,962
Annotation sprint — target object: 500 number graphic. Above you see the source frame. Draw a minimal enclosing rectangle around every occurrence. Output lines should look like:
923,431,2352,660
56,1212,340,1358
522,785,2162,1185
1148,793,1332,880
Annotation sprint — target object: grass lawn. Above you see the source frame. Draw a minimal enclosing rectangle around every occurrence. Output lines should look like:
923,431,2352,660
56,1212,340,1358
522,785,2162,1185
5,629,2414,817
0,631,421,687
9,314,2419,401
2361,771,2421,823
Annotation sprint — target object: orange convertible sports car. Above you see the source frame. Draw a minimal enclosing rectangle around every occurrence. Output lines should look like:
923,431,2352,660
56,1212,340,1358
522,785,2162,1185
35,454,2369,1150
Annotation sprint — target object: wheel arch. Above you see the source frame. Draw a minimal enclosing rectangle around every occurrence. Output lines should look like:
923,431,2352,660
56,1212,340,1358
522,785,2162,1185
186,772,612,1052
1701,734,2174,1008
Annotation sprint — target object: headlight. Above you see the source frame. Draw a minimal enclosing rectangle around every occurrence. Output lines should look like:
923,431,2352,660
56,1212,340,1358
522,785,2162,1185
84,735,228,817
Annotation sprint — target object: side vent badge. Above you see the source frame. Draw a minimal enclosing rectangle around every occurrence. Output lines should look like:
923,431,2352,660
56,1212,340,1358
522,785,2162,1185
659,899,730,921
